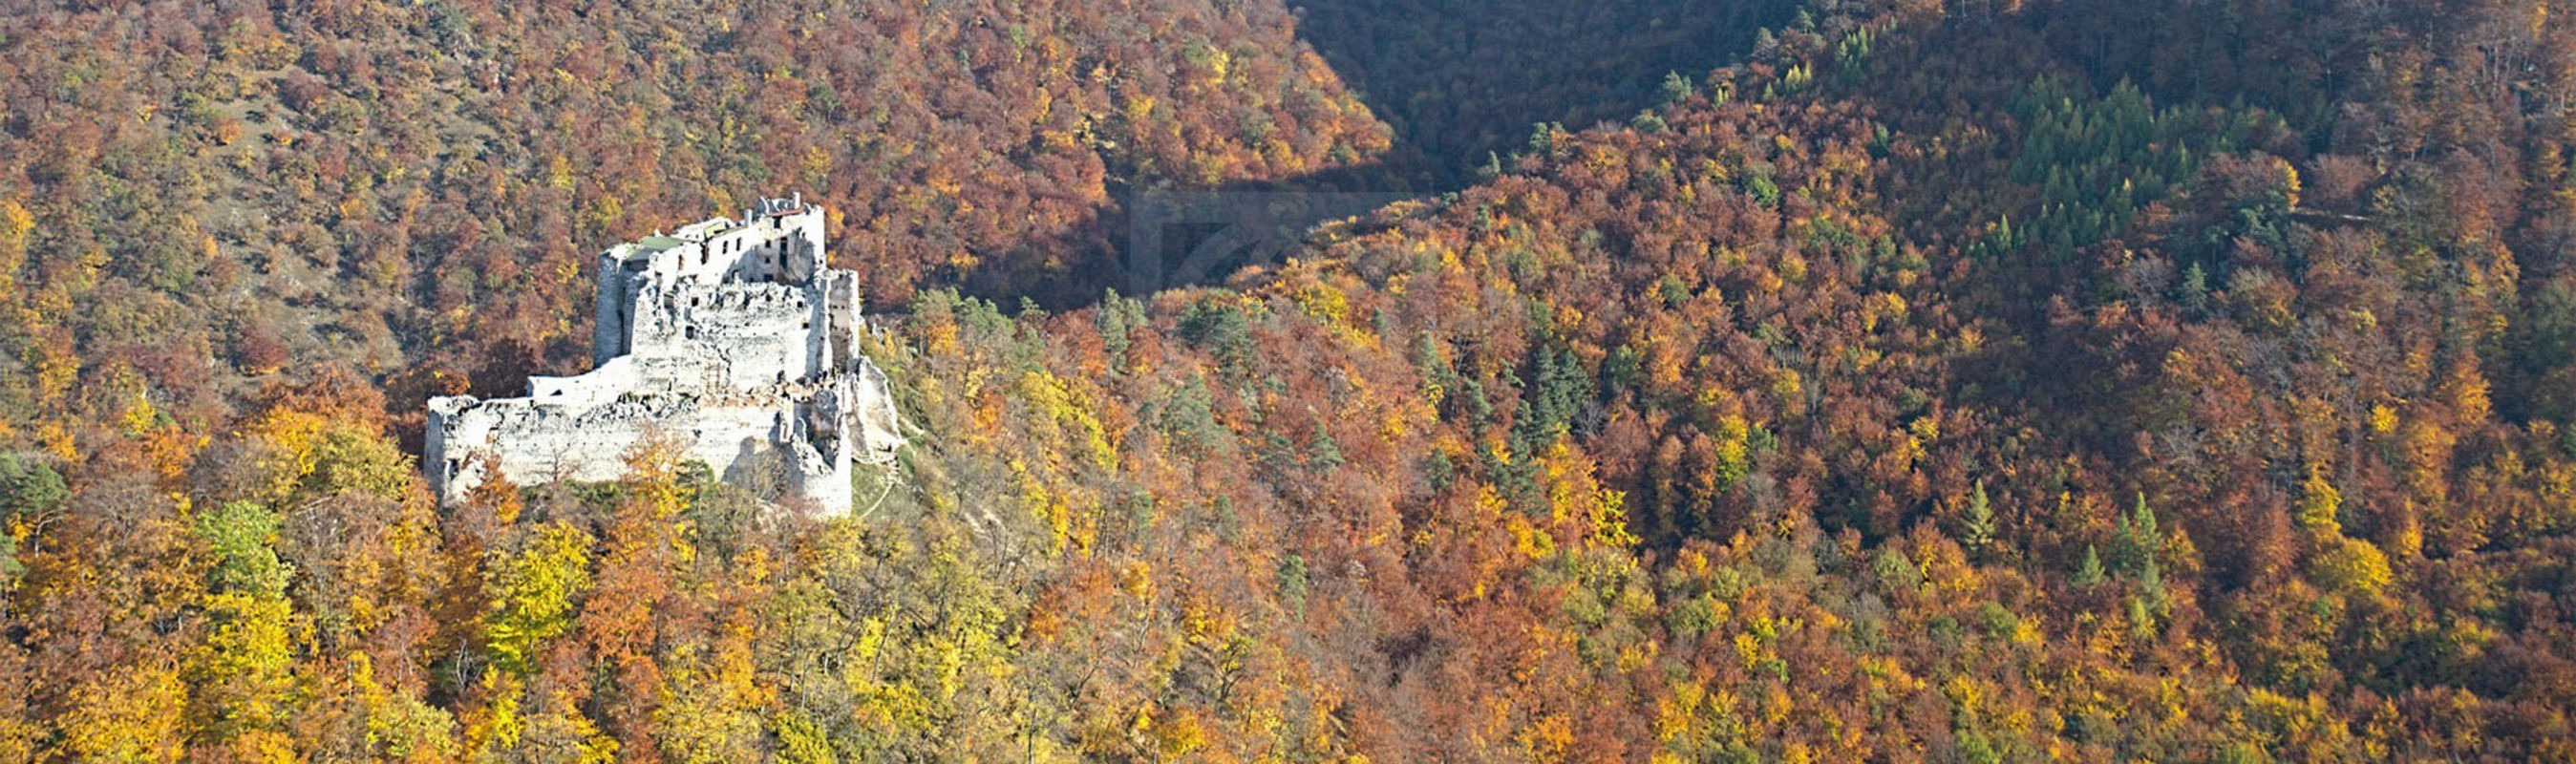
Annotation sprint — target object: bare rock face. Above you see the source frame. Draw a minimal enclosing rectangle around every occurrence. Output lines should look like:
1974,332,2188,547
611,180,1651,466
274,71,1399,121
425,196,905,513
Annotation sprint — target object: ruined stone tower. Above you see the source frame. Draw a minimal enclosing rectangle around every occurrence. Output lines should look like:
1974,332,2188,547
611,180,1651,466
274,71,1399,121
424,196,905,512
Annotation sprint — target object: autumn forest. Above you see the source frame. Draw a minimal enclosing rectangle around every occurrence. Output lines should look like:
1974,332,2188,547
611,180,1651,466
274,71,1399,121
3,0,2576,760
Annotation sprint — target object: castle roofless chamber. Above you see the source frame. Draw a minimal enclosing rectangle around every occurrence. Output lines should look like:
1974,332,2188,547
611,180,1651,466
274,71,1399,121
426,196,905,511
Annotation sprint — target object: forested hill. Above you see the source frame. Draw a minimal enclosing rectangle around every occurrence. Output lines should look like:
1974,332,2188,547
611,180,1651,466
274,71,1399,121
6,0,2576,760
0,0,1393,447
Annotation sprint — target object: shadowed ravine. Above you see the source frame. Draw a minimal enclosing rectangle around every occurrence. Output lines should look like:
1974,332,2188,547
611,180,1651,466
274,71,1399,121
983,0,1798,308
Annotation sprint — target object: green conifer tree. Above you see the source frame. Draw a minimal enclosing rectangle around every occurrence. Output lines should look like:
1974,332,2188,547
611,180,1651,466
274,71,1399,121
2075,544,2106,587
1962,480,1997,554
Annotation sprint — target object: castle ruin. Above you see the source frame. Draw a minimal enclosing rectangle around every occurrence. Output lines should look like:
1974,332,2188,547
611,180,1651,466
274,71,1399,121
425,195,905,512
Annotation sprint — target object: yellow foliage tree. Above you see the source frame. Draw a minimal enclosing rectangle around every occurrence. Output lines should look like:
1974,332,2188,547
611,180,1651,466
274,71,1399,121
483,522,596,673
57,664,188,762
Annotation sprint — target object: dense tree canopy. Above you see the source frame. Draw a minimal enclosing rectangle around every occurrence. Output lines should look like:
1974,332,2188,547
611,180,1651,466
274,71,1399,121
6,0,2576,760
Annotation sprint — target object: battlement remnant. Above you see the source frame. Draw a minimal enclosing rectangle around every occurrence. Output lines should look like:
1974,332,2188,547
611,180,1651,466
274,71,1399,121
425,195,905,512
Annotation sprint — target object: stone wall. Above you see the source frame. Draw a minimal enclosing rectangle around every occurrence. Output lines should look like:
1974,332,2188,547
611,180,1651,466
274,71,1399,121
426,384,862,510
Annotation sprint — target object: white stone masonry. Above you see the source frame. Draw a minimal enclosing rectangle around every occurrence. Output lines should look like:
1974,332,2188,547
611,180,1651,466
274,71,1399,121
425,196,905,513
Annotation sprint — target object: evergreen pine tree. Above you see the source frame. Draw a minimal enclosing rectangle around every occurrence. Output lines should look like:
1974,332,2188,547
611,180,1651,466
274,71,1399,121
1661,71,1697,104
2131,493,2159,543
2179,262,2210,313
2128,594,2158,642
1962,480,1997,554
2139,554,2165,610
2075,544,2106,587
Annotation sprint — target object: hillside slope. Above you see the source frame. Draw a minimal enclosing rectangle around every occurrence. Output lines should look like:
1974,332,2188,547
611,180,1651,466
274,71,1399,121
4,0,2576,761
0,0,1391,447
